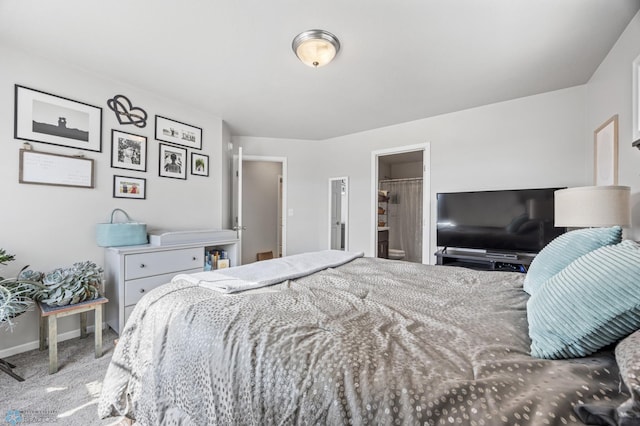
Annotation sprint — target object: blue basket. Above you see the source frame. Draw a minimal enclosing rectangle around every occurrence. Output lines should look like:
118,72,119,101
96,209,147,247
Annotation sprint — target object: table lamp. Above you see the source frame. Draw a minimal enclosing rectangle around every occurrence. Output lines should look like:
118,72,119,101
554,186,631,227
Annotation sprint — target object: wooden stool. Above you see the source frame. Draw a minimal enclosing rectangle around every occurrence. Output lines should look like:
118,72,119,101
38,296,109,374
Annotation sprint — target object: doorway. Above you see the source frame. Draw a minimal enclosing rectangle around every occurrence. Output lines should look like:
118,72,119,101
232,149,287,265
371,144,430,264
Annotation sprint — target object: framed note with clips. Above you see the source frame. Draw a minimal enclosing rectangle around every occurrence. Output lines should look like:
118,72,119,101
19,149,94,188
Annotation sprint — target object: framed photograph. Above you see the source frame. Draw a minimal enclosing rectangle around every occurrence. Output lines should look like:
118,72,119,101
113,175,146,199
633,54,640,144
19,149,94,188
111,130,147,172
155,115,202,149
159,143,187,179
14,85,102,152
191,152,209,177
594,114,618,186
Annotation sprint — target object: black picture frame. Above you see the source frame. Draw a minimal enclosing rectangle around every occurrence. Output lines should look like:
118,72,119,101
113,175,146,199
191,152,209,177
159,143,187,180
14,85,102,152
155,115,202,149
111,129,147,172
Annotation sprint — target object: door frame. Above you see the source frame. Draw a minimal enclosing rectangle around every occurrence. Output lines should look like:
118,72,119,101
242,155,288,258
370,143,431,264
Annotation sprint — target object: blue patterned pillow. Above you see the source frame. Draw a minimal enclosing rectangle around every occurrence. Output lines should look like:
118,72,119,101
523,226,622,295
528,240,640,359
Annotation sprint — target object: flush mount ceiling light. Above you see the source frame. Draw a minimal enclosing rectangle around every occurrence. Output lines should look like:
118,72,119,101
292,29,340,68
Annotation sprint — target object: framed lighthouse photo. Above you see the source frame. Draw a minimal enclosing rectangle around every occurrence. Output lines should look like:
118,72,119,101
14,84,103,152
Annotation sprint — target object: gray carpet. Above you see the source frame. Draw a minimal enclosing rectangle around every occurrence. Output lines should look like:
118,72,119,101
0,328,130,425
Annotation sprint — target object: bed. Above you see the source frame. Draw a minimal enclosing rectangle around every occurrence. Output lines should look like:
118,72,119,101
98,243,640,425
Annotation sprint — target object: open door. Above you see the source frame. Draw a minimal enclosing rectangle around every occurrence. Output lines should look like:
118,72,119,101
371,144,430,264
232,147,244,265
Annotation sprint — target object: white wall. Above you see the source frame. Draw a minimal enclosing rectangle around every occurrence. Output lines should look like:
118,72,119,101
390,162,422,179
236,86,589,260
0,44,224,355
586,10,640,240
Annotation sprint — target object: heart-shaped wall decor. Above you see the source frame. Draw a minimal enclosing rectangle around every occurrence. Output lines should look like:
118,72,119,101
107,94,148,128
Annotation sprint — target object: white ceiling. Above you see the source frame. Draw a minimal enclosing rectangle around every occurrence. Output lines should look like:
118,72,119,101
1,1,639,141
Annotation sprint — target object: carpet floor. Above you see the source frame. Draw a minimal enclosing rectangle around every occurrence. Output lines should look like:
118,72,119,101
0,328,129,425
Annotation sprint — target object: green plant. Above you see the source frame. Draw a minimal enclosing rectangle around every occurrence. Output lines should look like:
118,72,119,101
33,261,103,307
0,250,43,330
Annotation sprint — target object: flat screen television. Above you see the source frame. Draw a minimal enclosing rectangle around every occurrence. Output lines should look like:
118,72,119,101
436,187,566,254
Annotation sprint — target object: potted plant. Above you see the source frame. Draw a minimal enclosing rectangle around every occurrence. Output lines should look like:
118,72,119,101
0,249,45,381
33,261,103,307
0,249,43,330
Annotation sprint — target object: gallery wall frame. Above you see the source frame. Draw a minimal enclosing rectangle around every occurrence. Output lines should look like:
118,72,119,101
159,143,187,180
633,54,640,145
14,85,102,152
111,129,147,172
113,175,146,199
19,149,94,188
191,152,209,177
594,114,618,186
155,115,202,149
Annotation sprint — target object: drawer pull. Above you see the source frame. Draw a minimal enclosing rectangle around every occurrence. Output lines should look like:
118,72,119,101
139,289,145,293
192,256,197,261
139,263,146,268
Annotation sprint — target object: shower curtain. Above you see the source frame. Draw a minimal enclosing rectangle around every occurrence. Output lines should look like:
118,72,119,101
380,179,423,263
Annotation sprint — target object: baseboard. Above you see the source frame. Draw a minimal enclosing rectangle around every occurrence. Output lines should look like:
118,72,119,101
0,322,108,359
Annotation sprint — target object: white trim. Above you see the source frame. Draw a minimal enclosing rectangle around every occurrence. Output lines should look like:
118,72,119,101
242,155,288,257
371,143,431,264
0,323,106,358
328,176,349,251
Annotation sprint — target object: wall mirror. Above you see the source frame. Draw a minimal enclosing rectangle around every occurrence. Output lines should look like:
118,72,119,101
328,177,349,250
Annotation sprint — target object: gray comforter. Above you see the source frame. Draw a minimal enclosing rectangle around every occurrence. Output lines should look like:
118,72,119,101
98,257,627,425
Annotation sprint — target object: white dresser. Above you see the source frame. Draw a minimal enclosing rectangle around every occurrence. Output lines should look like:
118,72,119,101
104,238,238,334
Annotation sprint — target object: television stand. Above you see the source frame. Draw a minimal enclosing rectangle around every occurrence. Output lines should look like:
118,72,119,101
435,248,535,273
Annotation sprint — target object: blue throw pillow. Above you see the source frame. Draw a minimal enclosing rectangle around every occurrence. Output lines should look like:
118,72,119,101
523,226,622,295
527,240,640,359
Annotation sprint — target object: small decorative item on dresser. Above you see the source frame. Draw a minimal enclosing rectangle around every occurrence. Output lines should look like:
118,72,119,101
96,208,147,247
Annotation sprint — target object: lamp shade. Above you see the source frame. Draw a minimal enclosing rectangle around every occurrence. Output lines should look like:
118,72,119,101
292,30,340,68
554,185,631,227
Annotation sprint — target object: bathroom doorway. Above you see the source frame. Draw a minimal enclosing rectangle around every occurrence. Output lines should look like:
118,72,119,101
371,144,430,264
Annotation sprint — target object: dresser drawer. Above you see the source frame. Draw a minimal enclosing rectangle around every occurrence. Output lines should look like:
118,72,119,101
124,268,201,305
124,248,203,280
